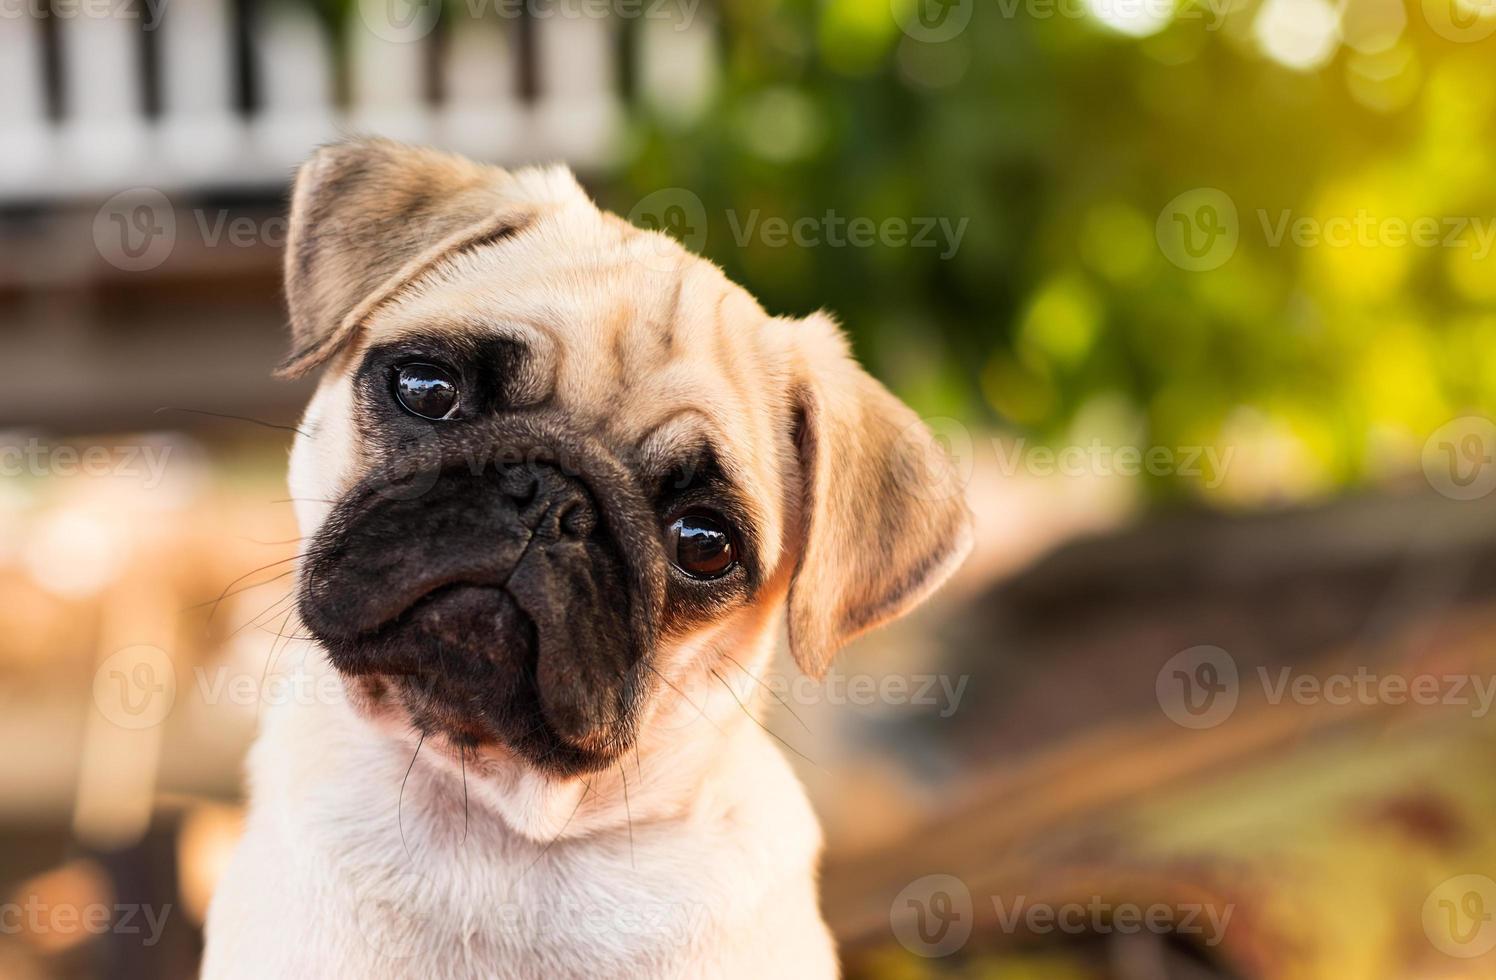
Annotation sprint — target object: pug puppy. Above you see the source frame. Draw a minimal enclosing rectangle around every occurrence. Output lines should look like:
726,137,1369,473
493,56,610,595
202,139,971,979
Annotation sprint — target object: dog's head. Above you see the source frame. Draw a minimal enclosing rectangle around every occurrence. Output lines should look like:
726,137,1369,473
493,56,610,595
282,139,971,779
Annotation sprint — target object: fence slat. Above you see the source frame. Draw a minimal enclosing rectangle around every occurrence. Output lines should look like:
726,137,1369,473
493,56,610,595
536,9,613,104
160,0,233,116
0,17,50,189
439,16,525,160
57,4,149,175
533,10,621,164
348,0,435,141
250,2,336,172
0,16,45,125
159,0,244,178
638,5,716,123
58,6,143,119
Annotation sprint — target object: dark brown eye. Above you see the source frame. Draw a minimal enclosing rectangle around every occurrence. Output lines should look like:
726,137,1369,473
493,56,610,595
394,362,460,420
667,512,736,579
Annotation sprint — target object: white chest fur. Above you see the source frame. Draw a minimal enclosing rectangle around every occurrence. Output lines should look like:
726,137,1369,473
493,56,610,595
202,655,838,980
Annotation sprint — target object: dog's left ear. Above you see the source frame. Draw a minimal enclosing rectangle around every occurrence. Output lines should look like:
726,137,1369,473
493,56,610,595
784,313,974,678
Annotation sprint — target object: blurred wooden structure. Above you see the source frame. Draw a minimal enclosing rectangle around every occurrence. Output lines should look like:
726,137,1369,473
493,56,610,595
828,492,1496,979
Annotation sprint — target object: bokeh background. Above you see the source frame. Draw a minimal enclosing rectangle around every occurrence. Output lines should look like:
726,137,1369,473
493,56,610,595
4,0,1496,975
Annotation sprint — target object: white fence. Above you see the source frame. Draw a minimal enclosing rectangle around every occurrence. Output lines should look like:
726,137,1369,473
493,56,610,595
0,0,717,201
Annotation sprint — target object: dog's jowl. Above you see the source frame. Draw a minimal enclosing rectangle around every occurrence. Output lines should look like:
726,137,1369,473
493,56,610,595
203,139,971,979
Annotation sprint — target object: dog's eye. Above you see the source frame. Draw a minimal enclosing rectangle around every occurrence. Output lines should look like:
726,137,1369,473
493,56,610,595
667,512,736,579
393,362,460,420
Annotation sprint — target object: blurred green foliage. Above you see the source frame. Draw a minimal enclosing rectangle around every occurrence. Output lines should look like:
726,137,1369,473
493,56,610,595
605,0,1496,503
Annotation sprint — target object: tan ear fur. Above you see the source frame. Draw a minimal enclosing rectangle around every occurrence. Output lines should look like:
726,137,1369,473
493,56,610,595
277,137,531,378
785,313,973,677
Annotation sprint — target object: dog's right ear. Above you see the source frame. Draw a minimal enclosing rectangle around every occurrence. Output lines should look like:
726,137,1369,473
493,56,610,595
782,313,973,679
278,138,528,379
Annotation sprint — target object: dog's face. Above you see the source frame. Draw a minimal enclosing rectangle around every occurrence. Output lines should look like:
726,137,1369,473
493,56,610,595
280,140,971,780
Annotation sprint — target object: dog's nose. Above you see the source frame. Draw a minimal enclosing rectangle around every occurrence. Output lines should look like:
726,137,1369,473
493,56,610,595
500,462,598,541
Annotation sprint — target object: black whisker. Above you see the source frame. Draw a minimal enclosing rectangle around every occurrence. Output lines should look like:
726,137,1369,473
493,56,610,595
399,731,427,862
460,747,470,847
248,622,315,641
722,653,811,734
227,590,298,640
516,781,592,884
154,406,311,438
618,763,636,871
709,667,823,772
641,662,726,737
185,554,305,620
256,609,296,725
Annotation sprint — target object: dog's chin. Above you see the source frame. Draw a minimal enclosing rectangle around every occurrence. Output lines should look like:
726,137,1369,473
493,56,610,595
321,585,630,779
343,676,624,778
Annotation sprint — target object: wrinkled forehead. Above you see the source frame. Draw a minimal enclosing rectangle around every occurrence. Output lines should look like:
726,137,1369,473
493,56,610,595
347,204,793,502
